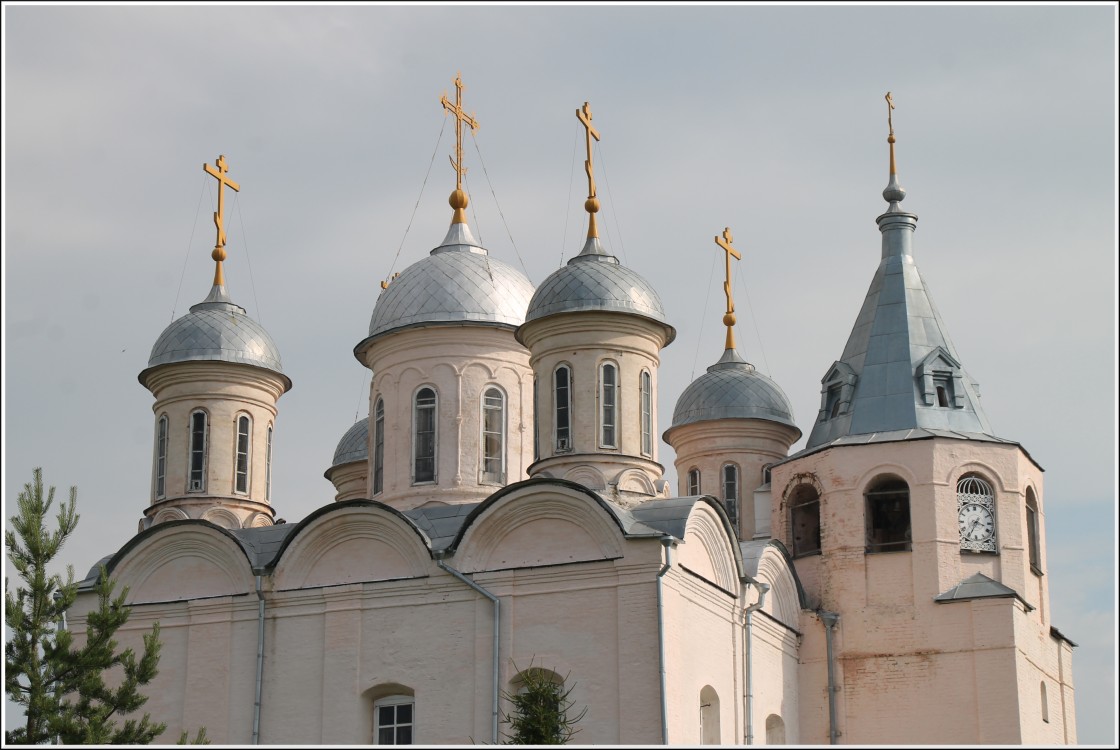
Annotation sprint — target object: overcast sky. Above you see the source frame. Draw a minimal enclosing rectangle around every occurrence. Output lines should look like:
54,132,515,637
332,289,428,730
3,3,1116,743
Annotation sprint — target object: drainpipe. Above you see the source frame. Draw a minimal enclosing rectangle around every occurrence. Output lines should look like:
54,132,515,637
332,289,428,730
437,558,500,745
252,574,266,745
819,611,840,745
742,578,770,745
655,536,675,745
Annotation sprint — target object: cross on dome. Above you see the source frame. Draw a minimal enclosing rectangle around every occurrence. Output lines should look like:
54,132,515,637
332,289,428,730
203,154,241,287
714,227,742,352
577,101,602,239
440,72,480,225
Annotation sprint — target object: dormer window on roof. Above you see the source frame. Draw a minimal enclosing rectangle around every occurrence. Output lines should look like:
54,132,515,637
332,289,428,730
916,348,965,409
817,361,857,422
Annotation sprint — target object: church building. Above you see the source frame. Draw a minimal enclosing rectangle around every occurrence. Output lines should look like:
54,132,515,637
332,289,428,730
68,81,1076,745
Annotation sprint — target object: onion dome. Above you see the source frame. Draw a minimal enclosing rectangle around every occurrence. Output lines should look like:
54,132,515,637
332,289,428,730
139,283,290,389
331,418,369,467
666,348,799,436
360,222,536,347
523,236,675,342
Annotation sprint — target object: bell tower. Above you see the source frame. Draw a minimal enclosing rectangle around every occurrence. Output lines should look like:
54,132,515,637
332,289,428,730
770,95,1075,744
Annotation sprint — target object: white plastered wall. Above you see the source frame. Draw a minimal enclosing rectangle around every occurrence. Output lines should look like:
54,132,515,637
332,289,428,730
359,325,532,511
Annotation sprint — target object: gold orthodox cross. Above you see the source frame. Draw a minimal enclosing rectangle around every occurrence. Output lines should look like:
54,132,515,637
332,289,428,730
885,91,898,176
577,101,602,238
714,227,742,351
440,73,479,193
203,154,240,287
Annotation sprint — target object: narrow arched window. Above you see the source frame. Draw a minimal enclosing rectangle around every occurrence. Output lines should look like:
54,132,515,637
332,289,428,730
957,474,996,552
722,464,739,526
866,476,911,553
235,414,252,494
373,398,385,495
413,388,437,483
188,410,208,492
532,376,540,462
374,694,415,745
687,468,701,495
1026,488,1042,575
155,415,168,498
265,424,273,502
600,362,619,448
791,484,822,556
699,685,720,745
554,365,572,452
765,714,786,744
481,387,505,484
640,370,653,456
762,463,773,485
1040,681,1049,723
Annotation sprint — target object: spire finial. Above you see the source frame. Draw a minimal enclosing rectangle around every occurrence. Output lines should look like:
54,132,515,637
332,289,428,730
882,92,907,207
714,227,742,352
577,101,602,239
886,91,897,174
440,72,480,225
203,154,241,287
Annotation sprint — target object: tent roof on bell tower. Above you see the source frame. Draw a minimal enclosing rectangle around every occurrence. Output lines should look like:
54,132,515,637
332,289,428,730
804,94,995,451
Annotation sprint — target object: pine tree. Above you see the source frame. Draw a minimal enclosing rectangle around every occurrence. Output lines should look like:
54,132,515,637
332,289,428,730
4,468,175,744
500,663,587,745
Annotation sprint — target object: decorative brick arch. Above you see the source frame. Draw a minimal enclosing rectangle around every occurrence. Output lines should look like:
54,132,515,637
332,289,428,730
273,504,431,589
108,522,255,603
680,500,741,595
453,483,625,574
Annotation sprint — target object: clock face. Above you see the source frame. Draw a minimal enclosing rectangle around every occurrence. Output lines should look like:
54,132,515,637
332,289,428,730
958,503,995,542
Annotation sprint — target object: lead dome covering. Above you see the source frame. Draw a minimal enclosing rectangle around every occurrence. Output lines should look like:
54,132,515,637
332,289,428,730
142,285,286,382
524,238,671,336
331,418,369,467
668,349,798,433
365,223,536,342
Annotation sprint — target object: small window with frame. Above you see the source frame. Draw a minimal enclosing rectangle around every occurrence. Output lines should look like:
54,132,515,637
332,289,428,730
687,468,701,496
1026,487,1042,576
188,409,208,492
374,695,414,745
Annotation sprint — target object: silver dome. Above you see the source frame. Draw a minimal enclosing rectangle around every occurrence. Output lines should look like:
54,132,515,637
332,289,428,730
364,223,535,342
667,349,799,434
331,418,369,467
524,237,674,342
142,285,287,384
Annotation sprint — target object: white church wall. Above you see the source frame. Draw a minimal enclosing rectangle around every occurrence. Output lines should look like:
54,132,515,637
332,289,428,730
363,326,532,510
143,362,286,526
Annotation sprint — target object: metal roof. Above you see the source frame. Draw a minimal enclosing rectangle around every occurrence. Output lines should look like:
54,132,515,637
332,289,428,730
805,182,995,449
331,418,369,467
141,284,287,384
523,237,675,343
666,348,800,437
402,502,480,553
229,524,299,571
935,572,1031,610
363,222,535,343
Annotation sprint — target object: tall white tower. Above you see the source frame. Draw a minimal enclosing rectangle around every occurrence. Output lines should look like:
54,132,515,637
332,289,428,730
351,74,536,511
663,229,800,539
138,155,291,530
517,102,675,505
